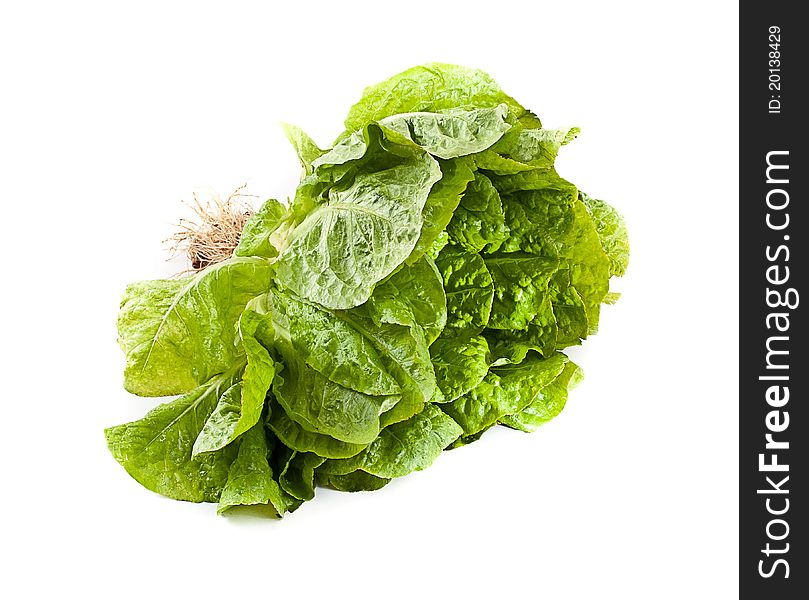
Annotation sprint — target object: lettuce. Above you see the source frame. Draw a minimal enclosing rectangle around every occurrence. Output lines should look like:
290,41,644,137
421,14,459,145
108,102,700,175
106,63,629,517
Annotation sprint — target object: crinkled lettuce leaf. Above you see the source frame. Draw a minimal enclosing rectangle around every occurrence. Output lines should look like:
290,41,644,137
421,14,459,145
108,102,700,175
378,105,511,159
496,174,611,336
272,356,398,445
484,254,559,330
275,125,441,310
318,405,462,479
475,126,579,175
408,157,475,264
317,470,390,492
342,63,536,136
365,256,447,345
500,361,583,432
446,172,507,253
430,334,490,402
434,246,494,333
440,353,569,437
268,288,401,397
266,402,367,459
580,191,630,278
267,284,437,433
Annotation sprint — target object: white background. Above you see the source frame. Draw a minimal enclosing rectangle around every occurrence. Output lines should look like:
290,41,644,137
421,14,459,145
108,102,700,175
1,1,738,598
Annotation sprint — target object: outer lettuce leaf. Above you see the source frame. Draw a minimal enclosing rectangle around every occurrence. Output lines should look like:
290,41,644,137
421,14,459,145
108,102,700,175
269,289,401,397
551,199,610,334
266,402,367,459
342,63,536,136
268,284,437,432
441,353,568,436
498,175,610,335
238,296,279,427
484,254,559,330
217,423,296,516
430,334,490,402
192,296,276,456
475,126,579,175
345,279,439,424
548,269,589,346
276,447,325,502
192,382,246,457
272,356,397,445
318,405,462,479
500,360,582,432
234,198,288,259
302,122,441,201
446,172,507,253
342,308,435,428
365,256,447,345
275,126,441,310
434,246,494,333
580,192,630,278
378,105,511,159
317,470,390,492
282,123,325,175
407,157,475,264
117,257,272,397
105,369,243,502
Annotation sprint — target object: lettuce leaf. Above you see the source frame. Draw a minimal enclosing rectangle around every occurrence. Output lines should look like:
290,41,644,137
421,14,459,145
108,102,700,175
217,423,297,516
440,353,569,437
500,361,583,432
275,126,441,310
282,123,325,176
272,356,397,445
475,126,579,174
407,157,475,264
316,470,390,492
364,256,447,345
430,334,490,402
342,63,535,136
446,172,508,253
434,246,494,333
105,369,243,502
484,254,559,330
318,405,462,479
192,296,277,456
266,402,367,459
234,198,288,259
268,288,402,397
276,447,325,502
580,191,630,278
117,257,272,397
378,105,511,159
